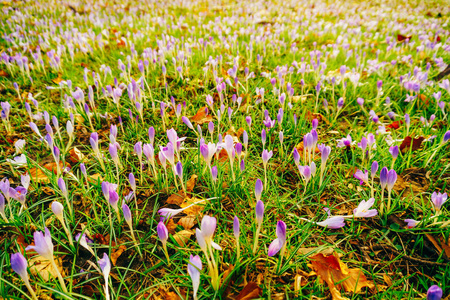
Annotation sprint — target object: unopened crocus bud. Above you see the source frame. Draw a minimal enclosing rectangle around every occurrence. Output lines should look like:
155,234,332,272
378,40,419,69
208,122,214,135
235,143,242,157
233,216,240,239
11,252,29,283
148,126,155,145
279,131,284,144
21,174,30,189
58,178,68,198
255,179,263,202
211,166,218,182
293,148,300,166
109,190,119,210
386,169,397,192
122,204,132,225
312,119,318,130
0,194,5,219
182,116,194,130
380,167,388,190
187,255,202,300
337,97,344,109
389,146,399,159
157,221,168,244
240,159,245,171
371,161,378,179
255,200,264,225
261,129,266,146
405,114,410,126
245,116,252,128
109,144,118,163
427,285,443,300
97,253,111,299
357,97,364,107
129,173,136,191
51,201,64,221
80,163,87,177
443,131,450,143
176,161,183,179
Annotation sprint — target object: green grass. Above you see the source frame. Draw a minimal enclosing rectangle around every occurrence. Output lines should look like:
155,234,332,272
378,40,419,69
0,0,450,299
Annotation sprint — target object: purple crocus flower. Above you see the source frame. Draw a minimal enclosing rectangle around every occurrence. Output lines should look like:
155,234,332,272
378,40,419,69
187,255,202,300
11,252,30,285
211,166,218,182
25,228,54,260
293,148,300,166
354,169,369,185
353,198,378,217
261,149,273,166
233,216,240,239
427,285,443,300
371,161,378,180
255,179,263,202
337,135,352,147
380,167,388,191
386,169,397,193
316,216,345,229
431,192,448,211
182,116,194,130
268,220,287,257
389,146,399,159
404,219,419,228
98,253,111,300
129,173,136,191
157,221,169,245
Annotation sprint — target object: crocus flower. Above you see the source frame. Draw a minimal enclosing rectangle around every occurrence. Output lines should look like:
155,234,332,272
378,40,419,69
386,169,397,193
109,190,120,221
51,201,73,246
431,192,448,211
0,194,6,221
389,145,399,159
21,174,30,189
354,169,368,185
337,135,352,147
318,144,331,186
255,179,263,202
268,220,287,257
253,200,265,254
233,216,240,240
316,216,345,229
157,221,170,263
404,219,419,228
187,255,202,300
98,253,111,300
11,252,38,300
223,135,236,180
427,285,443,300
352,198,378,217
26,228,68,293
380,167,388,191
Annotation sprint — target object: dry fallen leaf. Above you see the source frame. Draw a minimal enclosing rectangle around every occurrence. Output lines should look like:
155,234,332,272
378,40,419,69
68,147,85,163
88,173,104,184
110,245,126,266
166,191,186,206
236,282,262,300
399,136,424,154
178,216,196,230
28,254,65,282
186,174,198,192
191,106,213,125
164,291,181,300
308,252,374,300
172,230,193,246
180,197,204,216
29,162,71,183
